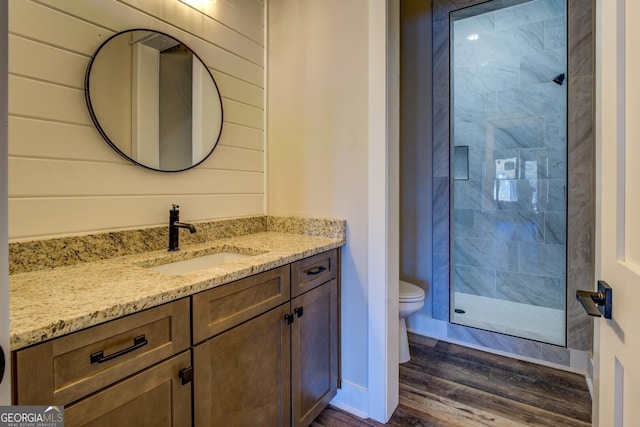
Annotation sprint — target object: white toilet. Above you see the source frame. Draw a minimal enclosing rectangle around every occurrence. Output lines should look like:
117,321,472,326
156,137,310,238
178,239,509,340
399,280,425,364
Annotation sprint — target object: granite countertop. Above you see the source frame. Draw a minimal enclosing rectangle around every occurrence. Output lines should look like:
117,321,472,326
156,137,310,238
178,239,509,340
9,229,344,351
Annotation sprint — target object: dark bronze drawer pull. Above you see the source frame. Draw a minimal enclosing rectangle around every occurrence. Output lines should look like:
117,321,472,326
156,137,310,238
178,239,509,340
305,266,327,276
90,335,148,364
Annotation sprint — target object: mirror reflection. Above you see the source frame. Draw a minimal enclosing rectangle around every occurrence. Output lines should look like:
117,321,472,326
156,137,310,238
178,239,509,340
85,29,223,172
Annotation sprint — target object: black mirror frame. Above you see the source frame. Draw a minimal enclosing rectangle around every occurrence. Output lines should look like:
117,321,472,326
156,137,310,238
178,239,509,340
84,28,224,173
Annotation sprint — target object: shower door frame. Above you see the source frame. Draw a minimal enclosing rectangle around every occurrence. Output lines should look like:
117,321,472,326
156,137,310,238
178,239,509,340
431,0,594,361
448,0,569,346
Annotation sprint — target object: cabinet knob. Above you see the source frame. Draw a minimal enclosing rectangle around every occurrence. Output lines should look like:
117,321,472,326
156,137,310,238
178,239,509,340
294,307,304,318
284,313,294,325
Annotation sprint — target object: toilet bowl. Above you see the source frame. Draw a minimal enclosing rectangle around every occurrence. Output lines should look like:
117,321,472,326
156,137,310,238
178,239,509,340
399,280,425,364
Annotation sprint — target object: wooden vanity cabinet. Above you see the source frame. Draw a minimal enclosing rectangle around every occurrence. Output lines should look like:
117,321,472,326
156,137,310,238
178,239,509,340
13,248,340,427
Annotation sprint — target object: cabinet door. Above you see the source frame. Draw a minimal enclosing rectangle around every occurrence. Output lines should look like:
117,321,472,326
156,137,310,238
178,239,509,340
193,303,291,427
291,279,338,427
63,351,192,426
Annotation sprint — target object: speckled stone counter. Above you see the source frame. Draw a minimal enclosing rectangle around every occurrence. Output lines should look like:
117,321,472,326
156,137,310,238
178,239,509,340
9,216,345,351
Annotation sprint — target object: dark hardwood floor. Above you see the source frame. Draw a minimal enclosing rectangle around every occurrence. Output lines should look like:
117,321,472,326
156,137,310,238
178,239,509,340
313,333,592,426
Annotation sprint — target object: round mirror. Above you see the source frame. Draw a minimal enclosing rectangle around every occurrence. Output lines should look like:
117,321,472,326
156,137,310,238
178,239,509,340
85,29,223,172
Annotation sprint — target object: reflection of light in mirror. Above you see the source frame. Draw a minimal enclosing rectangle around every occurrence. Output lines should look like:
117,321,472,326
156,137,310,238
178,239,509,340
180,0,216,10
466,34,479,41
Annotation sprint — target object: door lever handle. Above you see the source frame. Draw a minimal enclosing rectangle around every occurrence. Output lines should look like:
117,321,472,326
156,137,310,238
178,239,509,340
576,280,612,319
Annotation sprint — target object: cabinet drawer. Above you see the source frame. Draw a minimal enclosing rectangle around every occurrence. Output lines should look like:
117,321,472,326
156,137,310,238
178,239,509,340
13,299,190,406
192,265,290,343
291,249,337,297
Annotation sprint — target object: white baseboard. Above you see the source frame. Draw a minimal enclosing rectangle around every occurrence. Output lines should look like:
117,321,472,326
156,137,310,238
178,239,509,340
586,356,594,399
407,313,448,339
329,380,369,419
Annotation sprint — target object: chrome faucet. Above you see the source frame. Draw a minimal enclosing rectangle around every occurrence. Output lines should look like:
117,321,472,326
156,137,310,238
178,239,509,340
168,204,196,251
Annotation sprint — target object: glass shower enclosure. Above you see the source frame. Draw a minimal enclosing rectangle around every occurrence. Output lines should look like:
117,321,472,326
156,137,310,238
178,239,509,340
450,0,567,346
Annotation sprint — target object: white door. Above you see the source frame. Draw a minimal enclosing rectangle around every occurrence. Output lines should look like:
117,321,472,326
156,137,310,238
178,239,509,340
593,0,640,425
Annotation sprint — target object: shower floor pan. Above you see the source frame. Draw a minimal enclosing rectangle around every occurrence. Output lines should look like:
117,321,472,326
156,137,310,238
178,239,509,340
451,292,565,346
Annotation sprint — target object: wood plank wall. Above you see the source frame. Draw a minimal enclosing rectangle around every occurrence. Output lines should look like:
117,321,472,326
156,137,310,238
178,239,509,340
7,0,265,239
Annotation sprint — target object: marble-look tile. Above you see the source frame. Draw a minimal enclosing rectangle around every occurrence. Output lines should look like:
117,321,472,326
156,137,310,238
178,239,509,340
495,270,565,309
518,241,566,278
495,0,565,30
520,47,566,86
488,179,542,213
567,265,594,350
568,75,594,174
567,172,593,267
455,236,519,271
454,92,497,124
454,209,475,237
478,21,545,59
545,114,567,147
568,0,593,78
519,146,567,180
454,179,495,211
432,19,451,101
539,179,567,213
453,58,520,96
490,116,545,150
497,82,565,119
540,344,571,366
453,11,495,39
433,177,450,256
433,99,450,178
432,253,450,321
544,16,567,50
466,150,486,182
447,323,544,360
454,265,496,297
474,210,545,243
545,211,567,244
453,122,475,148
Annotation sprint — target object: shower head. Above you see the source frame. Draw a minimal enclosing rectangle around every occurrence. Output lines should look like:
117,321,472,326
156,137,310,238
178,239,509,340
552,73,565,85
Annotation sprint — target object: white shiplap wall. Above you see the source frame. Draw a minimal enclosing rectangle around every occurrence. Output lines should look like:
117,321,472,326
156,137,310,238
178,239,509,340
8,0,265,239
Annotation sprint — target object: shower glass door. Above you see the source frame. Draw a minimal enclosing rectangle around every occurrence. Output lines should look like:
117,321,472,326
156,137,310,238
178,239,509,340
450,0,567,346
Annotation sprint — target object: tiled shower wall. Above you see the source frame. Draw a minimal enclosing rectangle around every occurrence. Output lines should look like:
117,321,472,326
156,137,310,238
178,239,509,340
431,0,594,361
451,1,567,312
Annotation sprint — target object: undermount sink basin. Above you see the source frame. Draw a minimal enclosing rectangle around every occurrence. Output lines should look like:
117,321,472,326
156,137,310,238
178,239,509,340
147,251,254,275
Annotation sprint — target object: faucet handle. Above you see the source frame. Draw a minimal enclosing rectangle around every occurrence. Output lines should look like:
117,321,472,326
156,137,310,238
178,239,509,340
171,204,180,211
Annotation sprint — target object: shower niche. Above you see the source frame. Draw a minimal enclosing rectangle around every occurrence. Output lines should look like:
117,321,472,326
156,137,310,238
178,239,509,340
449,0,567,346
